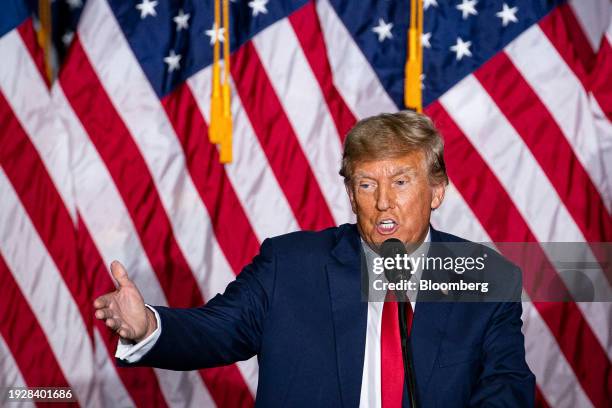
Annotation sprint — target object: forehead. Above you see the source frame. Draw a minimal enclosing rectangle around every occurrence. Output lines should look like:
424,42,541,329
352,151,426,177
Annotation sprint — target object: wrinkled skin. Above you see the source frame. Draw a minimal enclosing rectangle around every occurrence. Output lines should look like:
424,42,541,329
345,150,445,251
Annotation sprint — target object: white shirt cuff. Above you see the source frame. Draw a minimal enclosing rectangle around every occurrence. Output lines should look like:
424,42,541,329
115,305,161,363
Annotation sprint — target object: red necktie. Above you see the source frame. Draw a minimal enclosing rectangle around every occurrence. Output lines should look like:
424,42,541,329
381,292,414,408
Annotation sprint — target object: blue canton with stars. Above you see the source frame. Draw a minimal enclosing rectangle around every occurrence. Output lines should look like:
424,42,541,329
329,0,564,107
56,0,564,105
108,0,308,97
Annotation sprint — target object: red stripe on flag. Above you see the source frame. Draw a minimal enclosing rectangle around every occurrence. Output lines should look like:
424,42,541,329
474,52,612,245
0,89,93,338
427,101,612,408
0,254,71,391
541,5,612,123
61,38,254,408
289,1,357,141
161,83,260,272
232,41,336,231
78,216,170,408
539,5,594,91
535,387,551,408
17,19,50,89
590,37,612,122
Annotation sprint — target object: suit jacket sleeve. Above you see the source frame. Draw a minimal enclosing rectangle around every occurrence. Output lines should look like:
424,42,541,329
468,267,535,407
117,238,276,370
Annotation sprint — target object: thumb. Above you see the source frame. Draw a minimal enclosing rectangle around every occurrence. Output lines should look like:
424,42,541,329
110,261,133,288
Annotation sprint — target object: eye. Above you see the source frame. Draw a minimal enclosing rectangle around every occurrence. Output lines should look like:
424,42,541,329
359,183,371,189
394,179,407,186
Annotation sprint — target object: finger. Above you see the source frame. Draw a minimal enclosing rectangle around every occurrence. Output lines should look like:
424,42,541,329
94,308,113,320
105,317,120,331
118,324,134,340
110,261,133,289
93,294,112,309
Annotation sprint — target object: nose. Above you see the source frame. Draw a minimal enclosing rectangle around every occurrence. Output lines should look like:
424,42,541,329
375,183,396,211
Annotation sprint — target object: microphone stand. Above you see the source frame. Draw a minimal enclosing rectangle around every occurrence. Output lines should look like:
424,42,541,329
396,290,418,408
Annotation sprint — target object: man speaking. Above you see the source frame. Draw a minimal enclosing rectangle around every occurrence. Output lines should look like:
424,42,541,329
94,111,534,407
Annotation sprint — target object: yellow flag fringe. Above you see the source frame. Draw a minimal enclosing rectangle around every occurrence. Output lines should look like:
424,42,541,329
219,0,233,163
209,0,223,144
404,0,423,112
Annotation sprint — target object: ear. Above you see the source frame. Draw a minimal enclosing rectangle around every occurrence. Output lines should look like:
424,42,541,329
345,181,358,214
430,183,445,210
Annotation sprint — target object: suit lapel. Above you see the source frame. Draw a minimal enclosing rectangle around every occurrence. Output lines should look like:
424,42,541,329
410,226,454,397
326,224,368,408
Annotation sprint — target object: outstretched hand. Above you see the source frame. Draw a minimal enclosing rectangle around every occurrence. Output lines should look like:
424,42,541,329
93,261,157,342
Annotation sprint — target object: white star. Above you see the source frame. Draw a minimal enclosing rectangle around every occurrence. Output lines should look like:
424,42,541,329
173,9,190,31
456,0,478,20
136,0,158,19
420,73,426,90
205,23,225,45
62,31,74,46
248,0,269,16
496,3,518,27
372,18,393,42
421,32,431,48
424,0,438,11
450,37,472,60
164,50,182,72
66,0,82,9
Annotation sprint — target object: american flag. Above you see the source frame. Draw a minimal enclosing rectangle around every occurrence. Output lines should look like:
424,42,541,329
0,0,610,406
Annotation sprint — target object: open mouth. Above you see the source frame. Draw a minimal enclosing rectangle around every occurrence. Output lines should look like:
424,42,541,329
376,219,399,235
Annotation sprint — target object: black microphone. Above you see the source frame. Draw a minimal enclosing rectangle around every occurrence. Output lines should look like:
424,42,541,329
380,238,411,300
380,238,418,408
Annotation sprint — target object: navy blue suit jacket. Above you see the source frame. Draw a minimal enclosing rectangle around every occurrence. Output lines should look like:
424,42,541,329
120,224,535,407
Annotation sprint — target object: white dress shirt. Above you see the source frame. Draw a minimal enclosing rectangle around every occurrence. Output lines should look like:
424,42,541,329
116,230,431,407
358,231,429,408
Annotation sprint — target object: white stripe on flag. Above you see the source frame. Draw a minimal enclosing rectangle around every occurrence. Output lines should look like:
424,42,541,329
439,74,612,355
53,84,217,407
0,335,34,408
187,67,300,241
522,301,594,408
0,29,76,222
430,182,491,243
316,0,397,118
252,18,353,225
505,25,612,211
0,169,96,406
569,0,611,51
93,329,135,408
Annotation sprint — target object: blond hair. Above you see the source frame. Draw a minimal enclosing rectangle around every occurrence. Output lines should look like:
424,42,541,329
340,110,448,186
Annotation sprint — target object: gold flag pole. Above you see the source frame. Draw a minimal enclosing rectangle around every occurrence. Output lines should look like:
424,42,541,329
404,0,423,112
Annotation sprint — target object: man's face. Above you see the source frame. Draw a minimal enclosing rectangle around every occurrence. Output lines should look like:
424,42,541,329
346,150,445,249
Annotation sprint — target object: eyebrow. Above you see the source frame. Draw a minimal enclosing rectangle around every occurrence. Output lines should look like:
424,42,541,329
353,167,417,179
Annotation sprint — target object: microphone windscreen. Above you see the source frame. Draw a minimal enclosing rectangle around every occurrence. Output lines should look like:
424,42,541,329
380,238,409,284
